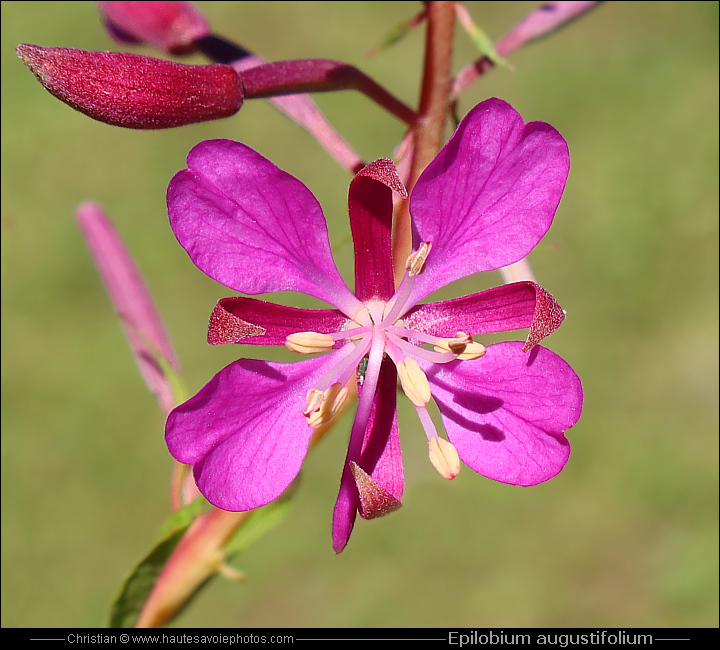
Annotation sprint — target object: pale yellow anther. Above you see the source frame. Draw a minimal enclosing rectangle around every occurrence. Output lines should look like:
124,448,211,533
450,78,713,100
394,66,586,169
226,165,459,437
285,331,335,354
405,241,432,277
396,357,431,407
434,331,486,360
428,436,461,480
303,389,325,417
304,383,348,429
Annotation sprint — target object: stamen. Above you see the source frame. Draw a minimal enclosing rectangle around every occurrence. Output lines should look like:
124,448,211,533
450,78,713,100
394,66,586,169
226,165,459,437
304,383,349,429
416,405,459,479
433,332,486,360
386,331,455,364
386,324,439,346
333,324,372,341
405,241,432,277
396,357,431,407
448,331,472,354
285,331,335,354
380,273,416,327
303,389,324,416
311,335,372,395
428,437,461,480
415,404,439,440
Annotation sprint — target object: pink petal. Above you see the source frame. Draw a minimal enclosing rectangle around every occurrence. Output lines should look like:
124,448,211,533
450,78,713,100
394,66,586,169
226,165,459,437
408,98,569,303
207,297,348,346
425,342,582,486
166,352,344,511
403,281,565,350
167,140,361,316
332,357,402,553
349,159,407,302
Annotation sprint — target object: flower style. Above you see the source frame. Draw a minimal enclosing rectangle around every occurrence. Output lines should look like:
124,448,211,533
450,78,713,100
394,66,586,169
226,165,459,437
165,98,583,552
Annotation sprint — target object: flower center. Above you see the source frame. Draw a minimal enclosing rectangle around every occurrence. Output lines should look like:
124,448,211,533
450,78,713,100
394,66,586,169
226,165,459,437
284,243,486,479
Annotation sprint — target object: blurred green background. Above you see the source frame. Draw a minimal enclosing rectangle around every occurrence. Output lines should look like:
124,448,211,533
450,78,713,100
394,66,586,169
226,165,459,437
2,1,717,628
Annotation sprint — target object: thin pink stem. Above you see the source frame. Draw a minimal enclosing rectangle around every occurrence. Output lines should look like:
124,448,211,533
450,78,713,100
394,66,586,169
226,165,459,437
451,1,602,98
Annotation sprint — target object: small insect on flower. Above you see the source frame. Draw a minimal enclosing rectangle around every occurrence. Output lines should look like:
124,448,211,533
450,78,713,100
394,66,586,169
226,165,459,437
357,356,369,386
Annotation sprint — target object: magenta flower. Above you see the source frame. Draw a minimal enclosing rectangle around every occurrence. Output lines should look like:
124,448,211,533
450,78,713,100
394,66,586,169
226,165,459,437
165,98,583,552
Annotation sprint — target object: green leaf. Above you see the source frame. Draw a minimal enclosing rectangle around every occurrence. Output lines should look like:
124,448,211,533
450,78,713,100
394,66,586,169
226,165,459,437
156,497,210,541
463,22,508,68
454,4,509,68
107,483,296,626
107,499,209,628
154,351,188,406
366,8,426,56
107,525,189,628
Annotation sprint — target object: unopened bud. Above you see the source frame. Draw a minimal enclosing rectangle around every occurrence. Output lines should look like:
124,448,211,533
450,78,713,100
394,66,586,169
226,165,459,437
285,331,335,354
434,332,486,360
405,241,432,277
396,357,431,407
97,1,210,55
304,383,348,429
16,44,243,129
428,437,461,480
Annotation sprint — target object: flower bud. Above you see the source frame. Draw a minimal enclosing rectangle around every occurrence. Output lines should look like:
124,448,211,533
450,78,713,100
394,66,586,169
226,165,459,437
16,44,243,129
97,1,210,55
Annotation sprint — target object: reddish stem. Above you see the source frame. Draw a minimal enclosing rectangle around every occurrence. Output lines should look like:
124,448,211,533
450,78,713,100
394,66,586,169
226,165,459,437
242,59,419,127
392,1,456,283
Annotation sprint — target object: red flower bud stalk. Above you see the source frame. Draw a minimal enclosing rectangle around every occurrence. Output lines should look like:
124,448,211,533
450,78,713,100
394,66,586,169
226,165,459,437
16,44,243,129
242,59,418,127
